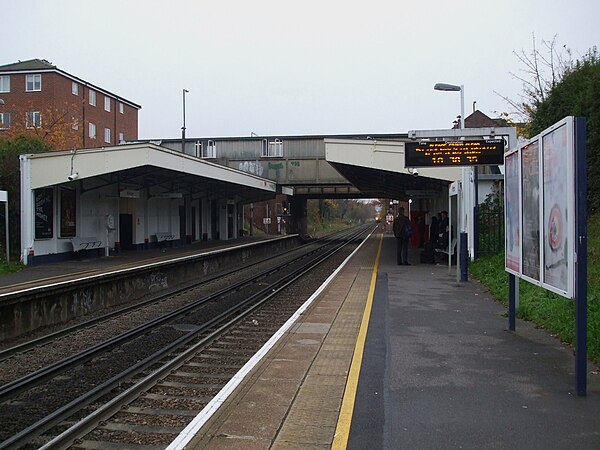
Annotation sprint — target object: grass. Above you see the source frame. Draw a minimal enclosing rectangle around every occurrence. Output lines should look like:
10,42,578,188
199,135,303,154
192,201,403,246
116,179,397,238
0,260,24,275
470,214,600,366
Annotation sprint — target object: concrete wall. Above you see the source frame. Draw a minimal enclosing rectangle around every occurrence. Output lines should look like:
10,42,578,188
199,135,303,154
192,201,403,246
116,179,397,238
0,235,303,340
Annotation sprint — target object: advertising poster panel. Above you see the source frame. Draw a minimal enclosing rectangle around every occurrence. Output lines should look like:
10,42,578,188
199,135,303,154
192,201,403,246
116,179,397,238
521,141,540,282
504,151,520,273
542,124,570,293
60,187,77,238
34,188,54,239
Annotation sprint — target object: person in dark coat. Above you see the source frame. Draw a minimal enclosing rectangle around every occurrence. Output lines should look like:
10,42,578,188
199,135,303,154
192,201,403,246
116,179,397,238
417,216,425,248
393,207,411,265
439,211,449,248
429,215,439,245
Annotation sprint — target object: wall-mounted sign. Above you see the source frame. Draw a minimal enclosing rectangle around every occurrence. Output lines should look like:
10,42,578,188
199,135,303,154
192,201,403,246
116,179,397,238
120,189,141,198
34,188,53,239
405,139,504,167
152,192,183,199
60,187,76,238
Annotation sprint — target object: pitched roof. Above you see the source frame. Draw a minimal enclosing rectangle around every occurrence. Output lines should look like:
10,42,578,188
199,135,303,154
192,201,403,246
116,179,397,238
464,110,508,128
0,58,56,71
0,58,141,109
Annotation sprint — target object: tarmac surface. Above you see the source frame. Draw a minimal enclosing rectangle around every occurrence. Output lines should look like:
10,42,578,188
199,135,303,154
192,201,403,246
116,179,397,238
180,231,600,449
349,233,600,449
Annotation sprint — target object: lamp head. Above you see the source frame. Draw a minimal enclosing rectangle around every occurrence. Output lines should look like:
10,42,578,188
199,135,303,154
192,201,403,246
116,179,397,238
434,83,461,92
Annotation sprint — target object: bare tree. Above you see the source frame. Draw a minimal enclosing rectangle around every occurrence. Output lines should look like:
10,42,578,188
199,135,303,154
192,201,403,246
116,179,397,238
496,33,573,122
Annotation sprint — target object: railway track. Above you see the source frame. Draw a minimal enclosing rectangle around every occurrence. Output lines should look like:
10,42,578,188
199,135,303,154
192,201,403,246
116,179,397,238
0,225,374,449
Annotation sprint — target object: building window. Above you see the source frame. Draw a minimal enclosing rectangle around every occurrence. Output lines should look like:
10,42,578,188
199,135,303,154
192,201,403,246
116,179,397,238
72,118,79,130
0,75,9,93
119,132,124,143
202,140,216,158
72,82,78,95
104,96,111,112
89,122,96,139
119,102,124,114
261,138,283,157
194,141,202,157
0,112,10,129
104,127,111,143
89,89,96,106
26,74,41,92
26,111,41,128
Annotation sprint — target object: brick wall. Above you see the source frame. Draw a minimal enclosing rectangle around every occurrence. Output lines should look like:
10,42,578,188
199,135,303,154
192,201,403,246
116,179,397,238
0,70,139,150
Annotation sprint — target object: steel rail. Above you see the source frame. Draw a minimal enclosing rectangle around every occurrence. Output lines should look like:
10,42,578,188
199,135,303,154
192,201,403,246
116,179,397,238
0,230,346,403
38,225,370,450
1,225,370,450
0,237,317,361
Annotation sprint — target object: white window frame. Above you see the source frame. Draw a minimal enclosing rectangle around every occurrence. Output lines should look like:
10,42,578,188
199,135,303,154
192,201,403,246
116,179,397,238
261,138,283,157
0,75,9,93
104,127,111,143
72,118,79,130
89,89,96,106
71,82,78,96
104,96,111,112
0,112,10,129
202,140,216,158
89,122,96,139
25,74,41,92
26,111,41,128
119,102,124,114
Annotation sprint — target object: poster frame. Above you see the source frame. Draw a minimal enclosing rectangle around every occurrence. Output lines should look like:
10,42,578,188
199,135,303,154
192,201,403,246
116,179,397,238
504,116,576,299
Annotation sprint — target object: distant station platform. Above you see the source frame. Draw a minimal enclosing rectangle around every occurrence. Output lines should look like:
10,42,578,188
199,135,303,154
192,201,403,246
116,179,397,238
174,231,600,450
0,235,274,295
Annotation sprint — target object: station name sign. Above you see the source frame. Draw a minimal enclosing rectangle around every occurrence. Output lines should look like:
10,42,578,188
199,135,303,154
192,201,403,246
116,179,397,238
404,139,505,167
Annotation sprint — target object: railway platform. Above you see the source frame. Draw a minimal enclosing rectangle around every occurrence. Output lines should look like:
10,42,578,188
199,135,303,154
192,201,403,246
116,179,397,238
0,236,272,294
177,231,600,449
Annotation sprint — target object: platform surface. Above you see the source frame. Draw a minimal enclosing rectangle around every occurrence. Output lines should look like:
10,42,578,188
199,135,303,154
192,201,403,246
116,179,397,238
0,236,271,295
182,232,600,449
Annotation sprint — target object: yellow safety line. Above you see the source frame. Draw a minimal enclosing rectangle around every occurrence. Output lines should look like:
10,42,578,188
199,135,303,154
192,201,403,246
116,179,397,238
332,231,383,450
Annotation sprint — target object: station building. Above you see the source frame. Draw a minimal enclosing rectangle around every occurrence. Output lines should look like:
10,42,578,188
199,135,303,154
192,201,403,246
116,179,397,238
19,143,286,265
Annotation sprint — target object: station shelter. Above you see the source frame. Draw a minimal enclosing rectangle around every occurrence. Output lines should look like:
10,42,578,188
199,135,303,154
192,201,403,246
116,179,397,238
19,143,288,265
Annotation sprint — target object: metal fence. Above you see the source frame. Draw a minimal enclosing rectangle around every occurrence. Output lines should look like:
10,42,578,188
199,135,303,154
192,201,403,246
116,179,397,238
475,206,504,257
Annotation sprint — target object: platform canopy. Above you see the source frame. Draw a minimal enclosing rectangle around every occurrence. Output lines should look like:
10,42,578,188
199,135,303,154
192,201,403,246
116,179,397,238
324,139,462,200
20,143,283,202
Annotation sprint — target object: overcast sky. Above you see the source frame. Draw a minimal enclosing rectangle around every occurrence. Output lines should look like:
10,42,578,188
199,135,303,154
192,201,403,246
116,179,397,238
3,0,599,139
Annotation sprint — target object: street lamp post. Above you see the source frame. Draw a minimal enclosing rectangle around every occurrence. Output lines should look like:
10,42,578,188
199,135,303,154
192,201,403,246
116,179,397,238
181,89,189,153
434,82,468,281
433,83,464,129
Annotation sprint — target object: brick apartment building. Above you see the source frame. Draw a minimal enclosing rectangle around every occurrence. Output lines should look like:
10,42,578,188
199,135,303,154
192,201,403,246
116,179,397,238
0,59,140,150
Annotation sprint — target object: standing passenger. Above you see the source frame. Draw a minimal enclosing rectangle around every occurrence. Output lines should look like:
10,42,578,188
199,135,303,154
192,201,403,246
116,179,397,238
393,207,411,265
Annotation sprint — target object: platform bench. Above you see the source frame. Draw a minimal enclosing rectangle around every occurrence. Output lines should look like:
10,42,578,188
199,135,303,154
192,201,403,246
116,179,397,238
153,232,176,242
434,237,457,257
71,237,103,252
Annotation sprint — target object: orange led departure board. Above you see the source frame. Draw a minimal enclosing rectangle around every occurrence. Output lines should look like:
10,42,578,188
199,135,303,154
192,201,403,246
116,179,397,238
404,139,504,167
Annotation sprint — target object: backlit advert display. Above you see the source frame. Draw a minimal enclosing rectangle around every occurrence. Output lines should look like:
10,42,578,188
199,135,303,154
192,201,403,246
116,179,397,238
405,139,504,167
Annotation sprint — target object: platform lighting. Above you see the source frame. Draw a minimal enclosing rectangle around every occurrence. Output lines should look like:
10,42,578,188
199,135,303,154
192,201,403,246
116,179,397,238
434,83,464,129
182,89,189,153
0,99,4,104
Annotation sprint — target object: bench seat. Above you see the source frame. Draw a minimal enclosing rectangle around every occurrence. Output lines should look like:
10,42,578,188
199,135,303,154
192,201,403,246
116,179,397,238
71,237,103,252
153,232,176,242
